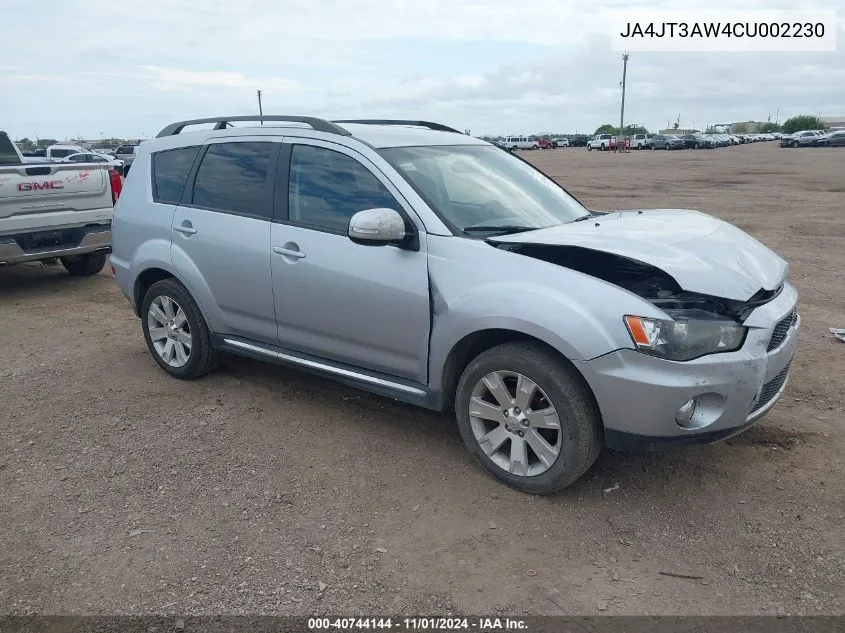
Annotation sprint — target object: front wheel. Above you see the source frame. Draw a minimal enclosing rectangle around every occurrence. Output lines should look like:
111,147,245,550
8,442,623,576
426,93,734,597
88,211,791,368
455,342,602,494
141,278,222,379
587,145,593,151
600,144,606,151
60,251,107,276
792,141,799,148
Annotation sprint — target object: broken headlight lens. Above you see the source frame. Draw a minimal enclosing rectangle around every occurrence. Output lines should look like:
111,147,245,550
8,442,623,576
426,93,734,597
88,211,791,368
624,315,746,361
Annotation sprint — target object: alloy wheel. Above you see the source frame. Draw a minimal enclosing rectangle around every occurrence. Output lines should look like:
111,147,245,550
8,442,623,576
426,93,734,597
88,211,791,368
147,295,192,368
468,370,562,477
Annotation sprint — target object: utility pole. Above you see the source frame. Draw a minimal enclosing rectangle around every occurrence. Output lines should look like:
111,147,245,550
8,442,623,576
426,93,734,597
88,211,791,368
619,52,629,152
257,90,264,125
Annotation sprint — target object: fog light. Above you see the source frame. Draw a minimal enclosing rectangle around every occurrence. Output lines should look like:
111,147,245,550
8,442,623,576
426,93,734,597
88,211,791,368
675,398,698,428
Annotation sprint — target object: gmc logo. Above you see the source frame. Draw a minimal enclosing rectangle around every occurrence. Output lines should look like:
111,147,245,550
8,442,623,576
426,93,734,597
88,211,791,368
18,181,64,191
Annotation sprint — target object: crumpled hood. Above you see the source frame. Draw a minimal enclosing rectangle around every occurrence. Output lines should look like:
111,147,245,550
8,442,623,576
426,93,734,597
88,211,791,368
489,209,788,302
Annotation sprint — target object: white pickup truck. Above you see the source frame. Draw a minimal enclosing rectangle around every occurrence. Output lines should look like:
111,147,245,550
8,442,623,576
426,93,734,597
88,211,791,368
0,131,122,275
586,134,616,151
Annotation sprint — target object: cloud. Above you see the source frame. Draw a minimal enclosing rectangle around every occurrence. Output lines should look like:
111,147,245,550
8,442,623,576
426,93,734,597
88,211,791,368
134,67,305,94
0,0,842,138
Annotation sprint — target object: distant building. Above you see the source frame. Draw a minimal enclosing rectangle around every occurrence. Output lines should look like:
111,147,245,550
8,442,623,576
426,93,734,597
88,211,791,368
658,128,697,135
821,116,845,130
724,121,768,133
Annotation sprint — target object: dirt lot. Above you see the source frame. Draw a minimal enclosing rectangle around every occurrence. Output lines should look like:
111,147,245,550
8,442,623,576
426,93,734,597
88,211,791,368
1,143,843,616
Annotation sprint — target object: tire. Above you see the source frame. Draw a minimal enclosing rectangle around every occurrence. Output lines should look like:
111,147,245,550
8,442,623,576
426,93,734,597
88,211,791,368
587,145,592,151
600,144,606,151
454,342,602,494
141,278,223,380
512,146,518,151
665,144,670,150
60,251,107,276
792,141,799,148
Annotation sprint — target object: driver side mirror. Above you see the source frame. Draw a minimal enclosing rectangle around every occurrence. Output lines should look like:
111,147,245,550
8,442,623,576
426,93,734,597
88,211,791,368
348,208,409,246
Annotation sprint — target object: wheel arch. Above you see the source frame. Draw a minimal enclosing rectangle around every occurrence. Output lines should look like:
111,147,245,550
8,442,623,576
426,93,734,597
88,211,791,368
133,267,174,316
437,328,598,414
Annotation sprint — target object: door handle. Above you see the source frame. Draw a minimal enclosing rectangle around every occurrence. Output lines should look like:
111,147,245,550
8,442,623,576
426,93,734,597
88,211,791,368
273,246,306,259
174,223,197,235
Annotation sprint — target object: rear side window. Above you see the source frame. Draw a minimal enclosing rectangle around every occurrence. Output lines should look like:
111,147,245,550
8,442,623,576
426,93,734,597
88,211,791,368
116,145,134,155
288,145,400,234
152,146,200,204
51,149,75,158
192,142,273,217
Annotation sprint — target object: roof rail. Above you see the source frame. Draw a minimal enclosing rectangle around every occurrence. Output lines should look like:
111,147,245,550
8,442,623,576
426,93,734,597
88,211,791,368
155,115,352,138
332,120,464,135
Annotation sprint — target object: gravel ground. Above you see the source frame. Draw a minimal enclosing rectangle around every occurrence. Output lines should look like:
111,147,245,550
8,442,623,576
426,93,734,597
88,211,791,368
1,142,843,616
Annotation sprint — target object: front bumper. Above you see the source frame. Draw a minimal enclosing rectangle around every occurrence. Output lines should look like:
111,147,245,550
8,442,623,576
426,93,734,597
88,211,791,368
576,283,800,450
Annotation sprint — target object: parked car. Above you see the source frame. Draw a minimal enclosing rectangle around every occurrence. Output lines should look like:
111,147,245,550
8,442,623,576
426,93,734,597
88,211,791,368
569,135,589,148
0,131,122,274
813,130,845,147
114,143,141,174
631,134,653,150
62,151,124,173
586,134,616,151
681,134,713,149
551,138,569,148
781,131,821,148
535,138,553,150
19,143,87,163
111,115,799,494
652,134,685,150
504,136,538,151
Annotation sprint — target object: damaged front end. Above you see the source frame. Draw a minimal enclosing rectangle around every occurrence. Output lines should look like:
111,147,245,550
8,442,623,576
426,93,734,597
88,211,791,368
493,243,781,324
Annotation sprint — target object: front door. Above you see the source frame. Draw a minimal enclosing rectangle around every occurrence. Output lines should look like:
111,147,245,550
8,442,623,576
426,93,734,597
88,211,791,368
270,141,430,383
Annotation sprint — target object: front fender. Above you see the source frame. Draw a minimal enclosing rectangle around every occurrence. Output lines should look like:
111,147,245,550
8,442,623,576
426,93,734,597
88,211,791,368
425,235,667,392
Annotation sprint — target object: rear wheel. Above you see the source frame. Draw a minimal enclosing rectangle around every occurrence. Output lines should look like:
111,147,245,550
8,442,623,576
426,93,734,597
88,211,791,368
600,143,606,151
60,251,107,276
141,278,222,379
455,342,602,494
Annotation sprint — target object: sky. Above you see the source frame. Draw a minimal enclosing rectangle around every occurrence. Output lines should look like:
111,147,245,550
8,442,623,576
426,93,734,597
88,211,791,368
1,0,843,140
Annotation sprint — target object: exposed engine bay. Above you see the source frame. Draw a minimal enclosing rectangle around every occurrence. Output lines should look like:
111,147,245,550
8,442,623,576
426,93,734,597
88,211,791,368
493,243,781,323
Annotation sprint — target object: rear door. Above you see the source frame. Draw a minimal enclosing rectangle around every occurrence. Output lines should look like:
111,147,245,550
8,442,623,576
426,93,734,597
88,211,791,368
170,138,280,344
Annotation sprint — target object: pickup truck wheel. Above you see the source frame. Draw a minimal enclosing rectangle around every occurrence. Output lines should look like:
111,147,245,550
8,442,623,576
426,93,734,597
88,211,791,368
141,278,222,379
587,145,592,151
600,143,606,151
455,342,602,494
60,251,107,276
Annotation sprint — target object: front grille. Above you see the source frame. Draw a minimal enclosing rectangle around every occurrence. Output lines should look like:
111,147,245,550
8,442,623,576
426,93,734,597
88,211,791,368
751,364,790,413
767,310,797,352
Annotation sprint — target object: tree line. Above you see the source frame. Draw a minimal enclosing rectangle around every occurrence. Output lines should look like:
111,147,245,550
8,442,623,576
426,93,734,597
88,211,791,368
590,115,828,136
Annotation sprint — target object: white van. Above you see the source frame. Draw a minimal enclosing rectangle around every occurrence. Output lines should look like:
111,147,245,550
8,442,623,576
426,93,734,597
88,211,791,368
504,136,538,151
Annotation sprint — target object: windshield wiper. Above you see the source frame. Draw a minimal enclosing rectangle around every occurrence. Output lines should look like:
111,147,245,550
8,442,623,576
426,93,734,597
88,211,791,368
572,213,593,222
463,225,540,235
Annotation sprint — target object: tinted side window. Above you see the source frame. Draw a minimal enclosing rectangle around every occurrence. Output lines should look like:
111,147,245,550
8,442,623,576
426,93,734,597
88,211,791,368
152,146,200,204
51,149,74,158
192,142,273,217
288,145,400,234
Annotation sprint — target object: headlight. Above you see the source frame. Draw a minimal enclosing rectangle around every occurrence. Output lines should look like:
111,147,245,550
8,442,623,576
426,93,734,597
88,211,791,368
624,315,746,361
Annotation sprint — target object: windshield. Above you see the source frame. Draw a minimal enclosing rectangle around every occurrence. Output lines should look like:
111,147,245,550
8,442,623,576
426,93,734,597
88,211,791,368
379,145,588,235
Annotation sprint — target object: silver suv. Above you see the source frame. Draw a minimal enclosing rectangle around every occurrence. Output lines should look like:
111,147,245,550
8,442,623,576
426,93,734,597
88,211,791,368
111,115,799,493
